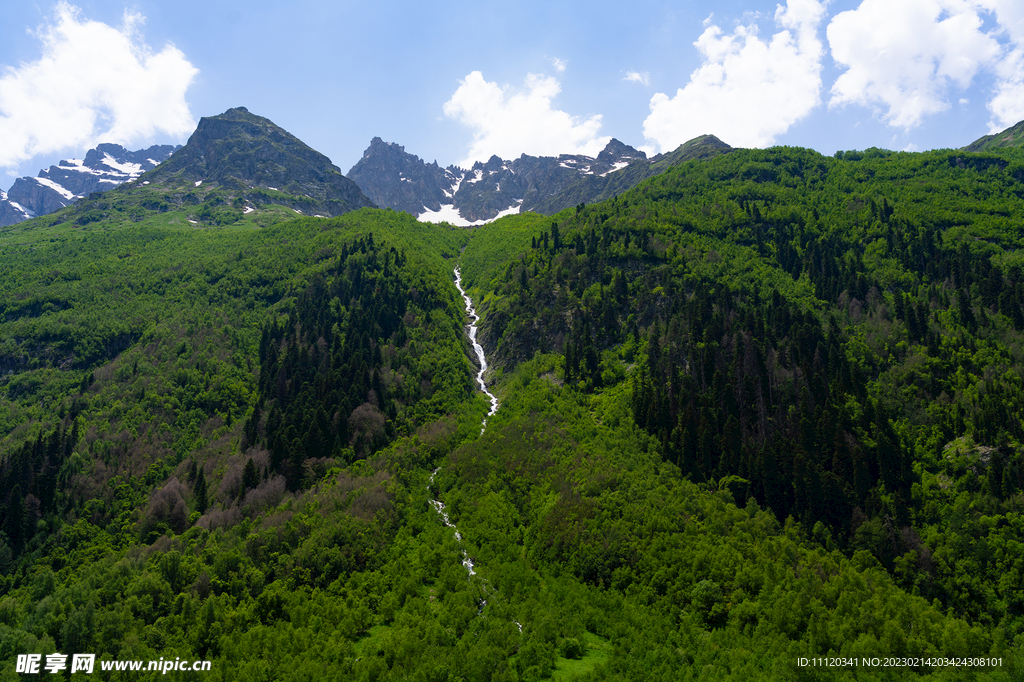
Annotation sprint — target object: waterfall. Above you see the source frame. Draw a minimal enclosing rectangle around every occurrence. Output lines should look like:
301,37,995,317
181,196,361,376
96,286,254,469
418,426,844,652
453,266,499,431
422,268,512,622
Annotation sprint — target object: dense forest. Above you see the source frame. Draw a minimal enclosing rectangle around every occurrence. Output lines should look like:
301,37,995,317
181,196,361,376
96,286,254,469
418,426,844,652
462,145,1024,646
0,141,1022,680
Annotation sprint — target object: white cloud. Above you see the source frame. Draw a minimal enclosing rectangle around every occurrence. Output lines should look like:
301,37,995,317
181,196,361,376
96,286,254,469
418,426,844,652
827,0,1001,129
624,71,651,86
443,71,610,167
643,0,826,151
0,2,198,169
551,57,567,73
978,0,1024,130
987,51,1024,131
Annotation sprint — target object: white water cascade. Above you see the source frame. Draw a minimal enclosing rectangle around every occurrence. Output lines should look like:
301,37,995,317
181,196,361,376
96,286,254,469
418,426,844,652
454,267,499,431
424,269,500,591
429,469,478,577
423,270,517,628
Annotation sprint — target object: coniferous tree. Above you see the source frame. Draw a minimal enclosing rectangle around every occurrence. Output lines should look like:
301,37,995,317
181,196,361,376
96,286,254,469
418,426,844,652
242,458,259,493
194,468,208,514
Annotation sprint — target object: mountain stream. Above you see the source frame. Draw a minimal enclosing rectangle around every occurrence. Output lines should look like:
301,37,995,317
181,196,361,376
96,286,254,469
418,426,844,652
454,267,500,429
425,268,503,615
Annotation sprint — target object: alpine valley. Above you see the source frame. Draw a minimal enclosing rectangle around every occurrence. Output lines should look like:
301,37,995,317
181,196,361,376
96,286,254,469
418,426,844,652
1,106,1023,681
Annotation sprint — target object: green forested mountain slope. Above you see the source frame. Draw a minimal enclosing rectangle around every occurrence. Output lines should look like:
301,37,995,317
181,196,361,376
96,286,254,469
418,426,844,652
962,120,1024,153
0,137,1022,680
463,144,1024,647
529,134,734,215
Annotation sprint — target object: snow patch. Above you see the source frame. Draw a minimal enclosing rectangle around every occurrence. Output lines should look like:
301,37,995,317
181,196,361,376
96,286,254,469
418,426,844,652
0,191,31,220
464,170,484,184
418,204,469,225
493,203,522,220
450,171,466,193
101,154,143,177
600,161,630,176
442,170,467,198
268,187,278,191
10,201,34,218
33,177,75,200
59,161,104,176
243,206,255,214
142,181,150,185
194,180,203,187
418,202,521,227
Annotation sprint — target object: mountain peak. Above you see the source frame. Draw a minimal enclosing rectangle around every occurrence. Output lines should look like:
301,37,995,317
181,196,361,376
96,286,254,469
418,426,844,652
647,134,733,166
347,137,456,217
348,135,688,224
364,137,409,159
596,138,646,165
142,107,374,217
479,155,505,172
217,106,256,121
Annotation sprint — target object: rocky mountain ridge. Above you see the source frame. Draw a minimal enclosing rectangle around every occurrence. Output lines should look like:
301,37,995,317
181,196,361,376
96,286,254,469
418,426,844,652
346,135,734,224
140,107,374,218
347,137,656,224
0,143,179,227
11,110,1019,231
529,134,734,214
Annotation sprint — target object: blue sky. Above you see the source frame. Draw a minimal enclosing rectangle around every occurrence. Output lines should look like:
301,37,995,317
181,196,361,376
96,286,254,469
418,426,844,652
2,0,1023,185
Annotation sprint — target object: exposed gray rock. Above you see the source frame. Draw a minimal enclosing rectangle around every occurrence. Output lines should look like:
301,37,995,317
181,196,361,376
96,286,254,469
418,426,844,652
347,138,662,223
0,190,31,226
346,138,455,215
144,107,374,217
7,177,70,216
0,142,179,227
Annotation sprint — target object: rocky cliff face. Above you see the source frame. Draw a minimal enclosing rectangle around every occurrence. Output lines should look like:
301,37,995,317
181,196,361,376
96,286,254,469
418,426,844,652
347,135,733,224
347,138,650,225
0,191,28,227
345,138,456,216
0,143,179,227
144,107,374,217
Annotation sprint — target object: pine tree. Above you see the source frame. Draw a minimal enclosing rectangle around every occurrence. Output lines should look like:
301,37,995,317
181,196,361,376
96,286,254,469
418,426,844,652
194,468,208,514
242,458,259,493
244,402,261,447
